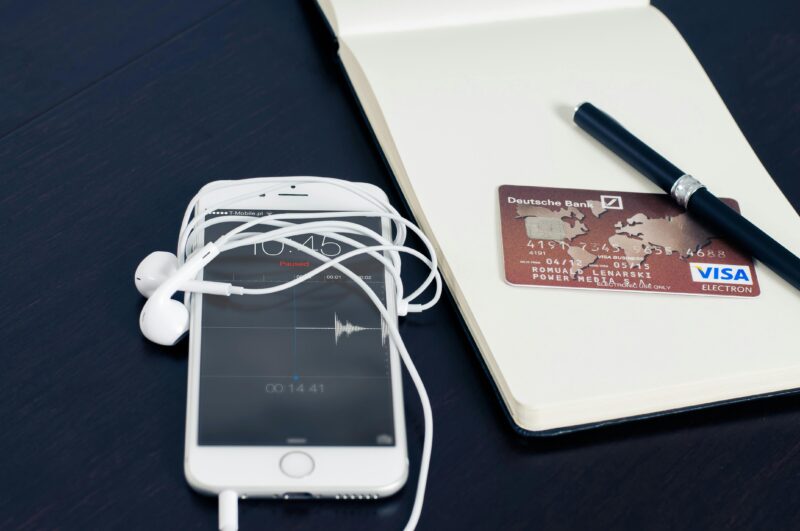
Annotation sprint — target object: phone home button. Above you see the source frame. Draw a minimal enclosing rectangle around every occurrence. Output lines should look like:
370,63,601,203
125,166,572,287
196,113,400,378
280,451,315,478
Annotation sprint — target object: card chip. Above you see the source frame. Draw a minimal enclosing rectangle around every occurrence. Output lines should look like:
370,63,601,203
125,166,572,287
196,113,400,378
524,216,565,240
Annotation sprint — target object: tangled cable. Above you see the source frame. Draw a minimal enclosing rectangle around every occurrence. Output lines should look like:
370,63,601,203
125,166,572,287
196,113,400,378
135,177,441,531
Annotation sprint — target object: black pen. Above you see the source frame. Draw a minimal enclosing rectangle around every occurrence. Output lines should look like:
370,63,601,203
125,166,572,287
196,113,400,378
573,102,800,292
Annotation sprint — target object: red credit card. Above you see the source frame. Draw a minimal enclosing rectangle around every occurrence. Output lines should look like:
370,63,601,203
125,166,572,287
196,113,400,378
498,185,759,297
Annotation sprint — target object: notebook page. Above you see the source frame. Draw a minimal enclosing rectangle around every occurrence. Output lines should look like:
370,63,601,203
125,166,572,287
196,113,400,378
320,0,647,37
340,7,800,429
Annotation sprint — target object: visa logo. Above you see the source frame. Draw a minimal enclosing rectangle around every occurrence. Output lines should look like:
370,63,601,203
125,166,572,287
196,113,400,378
689,262,753,285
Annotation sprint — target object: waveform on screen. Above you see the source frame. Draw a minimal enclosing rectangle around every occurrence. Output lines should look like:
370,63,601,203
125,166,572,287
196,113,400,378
333,312,388,346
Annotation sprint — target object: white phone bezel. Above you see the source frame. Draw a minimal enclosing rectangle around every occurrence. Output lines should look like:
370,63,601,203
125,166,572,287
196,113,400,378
184,181,408,498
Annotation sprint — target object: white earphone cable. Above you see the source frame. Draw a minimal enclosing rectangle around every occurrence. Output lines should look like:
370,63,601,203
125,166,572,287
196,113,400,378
213,230,435,531
171,178,438,531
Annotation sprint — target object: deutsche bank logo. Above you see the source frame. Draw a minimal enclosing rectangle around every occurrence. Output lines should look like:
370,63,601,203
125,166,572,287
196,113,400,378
689,262,752,285
600,195,623,210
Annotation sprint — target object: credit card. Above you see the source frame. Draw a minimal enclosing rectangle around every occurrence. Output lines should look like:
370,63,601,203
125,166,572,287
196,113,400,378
498,185,759,297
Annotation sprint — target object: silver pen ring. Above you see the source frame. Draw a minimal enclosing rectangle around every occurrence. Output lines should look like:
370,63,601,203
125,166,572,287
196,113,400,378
670,174,706,209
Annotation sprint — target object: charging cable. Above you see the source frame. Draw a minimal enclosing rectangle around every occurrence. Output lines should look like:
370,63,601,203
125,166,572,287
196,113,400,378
219,490,238,531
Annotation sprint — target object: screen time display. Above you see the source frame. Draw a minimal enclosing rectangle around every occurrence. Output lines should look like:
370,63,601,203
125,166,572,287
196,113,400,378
198,209,395,446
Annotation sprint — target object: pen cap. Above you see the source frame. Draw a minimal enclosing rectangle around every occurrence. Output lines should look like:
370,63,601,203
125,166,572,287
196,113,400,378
573,102,684,193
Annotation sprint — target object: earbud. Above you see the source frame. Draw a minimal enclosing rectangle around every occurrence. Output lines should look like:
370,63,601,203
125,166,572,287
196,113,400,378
139,296,191,346
135,250,240,298
135,251,179,297
139,243,222,345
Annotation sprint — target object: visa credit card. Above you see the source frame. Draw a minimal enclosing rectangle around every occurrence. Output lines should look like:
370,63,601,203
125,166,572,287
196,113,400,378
498,185,759,297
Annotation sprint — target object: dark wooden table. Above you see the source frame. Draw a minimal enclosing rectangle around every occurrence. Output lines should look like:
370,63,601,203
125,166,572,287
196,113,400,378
1,1,798,529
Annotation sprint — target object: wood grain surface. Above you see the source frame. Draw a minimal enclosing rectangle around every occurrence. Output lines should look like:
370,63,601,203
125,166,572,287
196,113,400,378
0,0,798,529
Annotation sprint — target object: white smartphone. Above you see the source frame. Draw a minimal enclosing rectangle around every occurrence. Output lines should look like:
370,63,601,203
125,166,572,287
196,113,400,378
184,181,407,499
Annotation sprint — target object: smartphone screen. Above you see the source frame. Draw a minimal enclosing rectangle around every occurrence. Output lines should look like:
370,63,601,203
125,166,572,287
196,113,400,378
197,209,395,447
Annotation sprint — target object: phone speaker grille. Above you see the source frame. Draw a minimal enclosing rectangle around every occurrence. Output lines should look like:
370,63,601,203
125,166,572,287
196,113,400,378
334,494,380,500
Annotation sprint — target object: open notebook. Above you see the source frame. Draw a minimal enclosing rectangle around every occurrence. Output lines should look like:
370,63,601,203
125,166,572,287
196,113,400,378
315,0,800,434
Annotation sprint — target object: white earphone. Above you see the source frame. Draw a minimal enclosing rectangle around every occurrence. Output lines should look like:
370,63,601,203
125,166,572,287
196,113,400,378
135,176,440,531
135,250,241,298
